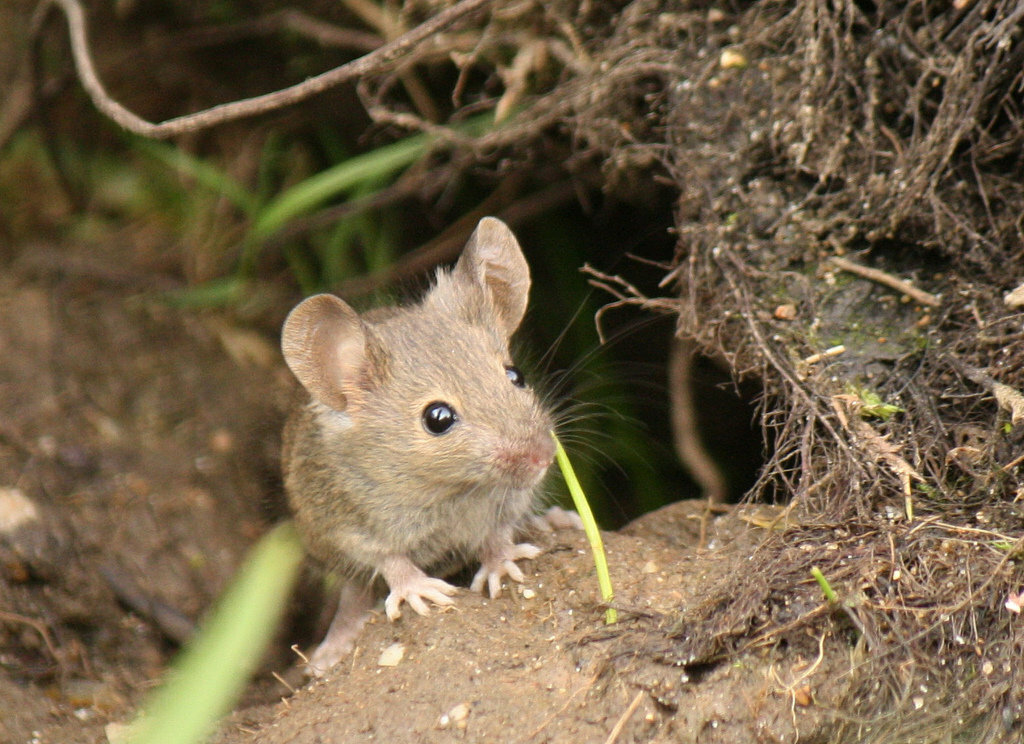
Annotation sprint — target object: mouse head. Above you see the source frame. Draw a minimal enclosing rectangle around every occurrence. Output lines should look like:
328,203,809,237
281,217,532,416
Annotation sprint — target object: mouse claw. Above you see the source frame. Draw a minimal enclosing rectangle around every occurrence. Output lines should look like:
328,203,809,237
471,541,542,598
381,556,458,621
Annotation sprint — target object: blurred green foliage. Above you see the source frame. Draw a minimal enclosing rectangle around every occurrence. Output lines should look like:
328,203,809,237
125,522,304,744
1,122,692,526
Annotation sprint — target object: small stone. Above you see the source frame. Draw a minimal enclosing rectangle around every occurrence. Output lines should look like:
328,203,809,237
105,721,131,744
377,643,405,667
1004,281,1024,308
438,702,471,729
773,304,797,320
719,47,748,69
0,488,39,533
1005,592,1022,614
793,685,813,707
210,429,234,453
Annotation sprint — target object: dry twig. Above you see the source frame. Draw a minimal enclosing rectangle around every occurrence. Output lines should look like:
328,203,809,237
829,256,941,308
31,0,493,138
603,691,646,744
581,265,679,343
0,610,61,668
831,394,924,520
944,354,1024,426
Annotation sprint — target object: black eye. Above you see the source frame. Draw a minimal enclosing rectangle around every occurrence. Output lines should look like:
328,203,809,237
422,402,458,435
505,365,525,388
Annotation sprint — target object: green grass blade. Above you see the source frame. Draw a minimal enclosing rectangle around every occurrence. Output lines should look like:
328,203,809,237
126,521,304,744
249,133,429,244
552,432,617,624
160,276,249,308
811,566,838,604
247,112,496,248
133,139,260,216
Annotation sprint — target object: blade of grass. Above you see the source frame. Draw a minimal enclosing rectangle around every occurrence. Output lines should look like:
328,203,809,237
125,521,304,744
245,112,495,267
811,566,838,604
552,432,617,624
248,132,429,245
133,139,260,216
160,276,249,309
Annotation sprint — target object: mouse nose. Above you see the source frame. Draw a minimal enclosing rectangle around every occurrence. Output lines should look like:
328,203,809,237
529,434,556,469
495,433,555,486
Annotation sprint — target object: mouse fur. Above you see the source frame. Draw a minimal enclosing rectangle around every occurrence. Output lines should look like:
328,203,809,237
281,217,562,674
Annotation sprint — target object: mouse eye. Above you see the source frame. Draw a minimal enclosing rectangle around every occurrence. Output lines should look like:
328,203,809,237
422,401,458,435
505,365,526,388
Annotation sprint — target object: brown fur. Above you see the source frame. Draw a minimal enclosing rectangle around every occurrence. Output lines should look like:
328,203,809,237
281,217,553,584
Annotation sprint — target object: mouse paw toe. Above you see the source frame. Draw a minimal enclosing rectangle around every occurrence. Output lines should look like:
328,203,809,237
383,574,457,621
543,505,585,531
471,541,541,598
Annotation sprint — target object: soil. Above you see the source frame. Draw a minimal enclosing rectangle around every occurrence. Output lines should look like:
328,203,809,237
0,240,845,743
0,238,287,742
6,0,1024,741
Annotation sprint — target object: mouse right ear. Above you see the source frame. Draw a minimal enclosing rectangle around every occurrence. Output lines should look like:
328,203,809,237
454,217,531,337
281,294,369,412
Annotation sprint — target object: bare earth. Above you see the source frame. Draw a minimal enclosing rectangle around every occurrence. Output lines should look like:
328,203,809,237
0,240,845,743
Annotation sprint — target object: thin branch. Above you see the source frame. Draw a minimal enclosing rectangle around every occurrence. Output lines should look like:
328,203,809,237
171,9,383,53
603,691,646,744
829,255,941,307
0,610,61,668
581,266,680,343
944,353,1024,426
31,0,493,139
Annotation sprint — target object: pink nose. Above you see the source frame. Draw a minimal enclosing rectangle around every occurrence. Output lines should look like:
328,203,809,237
528,434,556,469
497,436,554,483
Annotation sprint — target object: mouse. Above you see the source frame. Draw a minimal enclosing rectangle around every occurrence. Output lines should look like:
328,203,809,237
280,216,580,676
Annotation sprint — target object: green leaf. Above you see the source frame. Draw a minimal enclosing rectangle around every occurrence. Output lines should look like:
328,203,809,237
161,277,249,308
847,384,904,421
553,433,617,624
125,522,304,744
133,139,260,216
811,566,838,604
249,133,430,243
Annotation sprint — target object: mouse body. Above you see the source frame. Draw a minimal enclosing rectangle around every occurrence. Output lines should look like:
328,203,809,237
281,217,565,675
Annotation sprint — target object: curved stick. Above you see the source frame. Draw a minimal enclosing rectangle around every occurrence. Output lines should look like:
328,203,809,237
32,0,492,138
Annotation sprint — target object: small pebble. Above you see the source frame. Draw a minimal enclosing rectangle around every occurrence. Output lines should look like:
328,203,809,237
438,702,471,729
0,487,39,533
773,304,797,320
377,643,405,667
719,47,748,69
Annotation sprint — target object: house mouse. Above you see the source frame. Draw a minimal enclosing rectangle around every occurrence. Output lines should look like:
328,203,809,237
281,216,580,675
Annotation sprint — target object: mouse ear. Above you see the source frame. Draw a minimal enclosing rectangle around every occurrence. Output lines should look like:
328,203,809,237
281,294,369,412
454,217,531,337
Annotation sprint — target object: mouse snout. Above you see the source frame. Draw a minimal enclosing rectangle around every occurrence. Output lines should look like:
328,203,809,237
494,432,555,487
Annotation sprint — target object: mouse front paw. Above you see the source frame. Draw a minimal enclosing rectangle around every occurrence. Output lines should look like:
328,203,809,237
380,555,457,621
470,535,542,598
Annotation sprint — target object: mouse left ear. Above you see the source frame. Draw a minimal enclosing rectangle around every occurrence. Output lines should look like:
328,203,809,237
454,217,531,337
281,293,372,412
